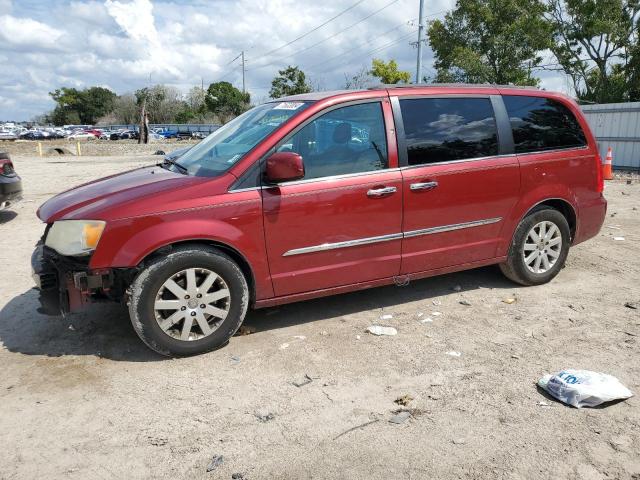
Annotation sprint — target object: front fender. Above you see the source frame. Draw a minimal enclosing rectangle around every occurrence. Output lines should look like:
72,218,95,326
89,194,274,300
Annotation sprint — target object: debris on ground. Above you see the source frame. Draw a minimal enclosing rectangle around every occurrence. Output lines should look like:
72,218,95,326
232,473,246,480
333,419,379,440
254,410,275,423
537,401,551,408
236,325,256,336
432,300,442,306
320,330,328,336
538,369,634,408
459,300,472,306
502,298,517,304
420,317,433,323
292,374,313,388
613,236,625,241
452,438,466,445
394,394,414,406
68,324,75,331
366,325,398,336
206,455,224,472
147,436,168,446
389,411,411,424
380,314,393,320
445,351,462,357
624,301,638,310
279,343,289,350
230,355,241,364
432,311,442,316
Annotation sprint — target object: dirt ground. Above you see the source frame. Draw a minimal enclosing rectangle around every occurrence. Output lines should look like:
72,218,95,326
0,154,639,480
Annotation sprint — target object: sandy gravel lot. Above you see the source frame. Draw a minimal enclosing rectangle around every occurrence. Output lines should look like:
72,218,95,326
0,154,639,480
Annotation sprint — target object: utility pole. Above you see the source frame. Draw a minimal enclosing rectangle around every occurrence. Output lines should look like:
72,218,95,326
241,50,246,93
415,0,425,84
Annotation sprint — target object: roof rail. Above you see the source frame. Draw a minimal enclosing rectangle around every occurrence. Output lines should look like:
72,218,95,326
368,83,539,90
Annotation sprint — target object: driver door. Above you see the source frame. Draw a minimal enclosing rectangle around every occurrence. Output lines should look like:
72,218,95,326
261,99,403,297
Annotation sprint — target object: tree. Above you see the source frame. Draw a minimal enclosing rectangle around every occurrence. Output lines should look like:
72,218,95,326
427,0,551,86
546,0,640,103
108,93,138,124
344,66,374,89
368,59,411,84
269,66,312,98
49,86,116,125
134,85,185,124
204,81,250,121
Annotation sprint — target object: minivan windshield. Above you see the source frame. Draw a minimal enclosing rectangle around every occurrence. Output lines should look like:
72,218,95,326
169,101,312,176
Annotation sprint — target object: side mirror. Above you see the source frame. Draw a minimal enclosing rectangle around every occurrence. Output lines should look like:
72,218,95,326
265,151,305,183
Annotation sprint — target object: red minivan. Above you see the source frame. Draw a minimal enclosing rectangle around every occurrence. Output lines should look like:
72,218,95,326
32,85,607,356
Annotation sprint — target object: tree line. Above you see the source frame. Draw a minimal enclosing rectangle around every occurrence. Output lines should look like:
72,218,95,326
38,0,640,125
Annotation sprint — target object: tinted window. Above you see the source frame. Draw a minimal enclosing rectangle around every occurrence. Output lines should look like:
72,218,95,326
503,95,587,153
278,102,388,180
399,98,498,165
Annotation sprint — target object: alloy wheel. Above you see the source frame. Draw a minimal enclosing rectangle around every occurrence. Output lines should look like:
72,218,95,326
522,220,562,274
153,268,230,341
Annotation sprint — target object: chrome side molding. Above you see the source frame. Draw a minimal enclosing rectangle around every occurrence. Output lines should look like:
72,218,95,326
282,217,502,256
282,232,403,257
403,217,502,238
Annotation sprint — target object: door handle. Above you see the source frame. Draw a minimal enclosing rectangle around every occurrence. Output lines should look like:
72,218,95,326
367,186,397,197
410,181,438,191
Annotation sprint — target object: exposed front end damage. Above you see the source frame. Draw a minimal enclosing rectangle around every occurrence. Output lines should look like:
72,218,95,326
31,241,134,316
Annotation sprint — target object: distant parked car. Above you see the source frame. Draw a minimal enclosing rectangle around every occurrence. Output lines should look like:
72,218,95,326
119,130,139,140
20,131,45,140
68,132,97,140
0,152,22,210
0,131,18,141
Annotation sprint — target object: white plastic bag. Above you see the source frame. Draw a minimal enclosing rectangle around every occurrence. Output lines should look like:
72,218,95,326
538,369,633,408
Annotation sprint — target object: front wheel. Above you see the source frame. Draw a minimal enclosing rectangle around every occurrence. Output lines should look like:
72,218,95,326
500,207,571,286
128,246,249,356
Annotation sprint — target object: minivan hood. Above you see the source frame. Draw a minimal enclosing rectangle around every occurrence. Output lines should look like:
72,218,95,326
37,166,216,223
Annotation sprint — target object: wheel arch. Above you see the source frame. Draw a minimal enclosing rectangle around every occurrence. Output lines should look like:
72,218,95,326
138,239,257,305
522,198,577,241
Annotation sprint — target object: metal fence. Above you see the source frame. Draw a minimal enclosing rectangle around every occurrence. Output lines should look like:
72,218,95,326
105,123,220,134
581,102,640,170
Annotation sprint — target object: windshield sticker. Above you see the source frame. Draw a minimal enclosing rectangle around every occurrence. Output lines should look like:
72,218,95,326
273,102,305,110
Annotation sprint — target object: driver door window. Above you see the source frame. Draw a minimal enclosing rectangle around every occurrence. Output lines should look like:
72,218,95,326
278,102,388,180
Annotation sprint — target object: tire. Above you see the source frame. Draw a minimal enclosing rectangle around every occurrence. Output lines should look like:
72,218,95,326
499,207,571,286
128,245,249,356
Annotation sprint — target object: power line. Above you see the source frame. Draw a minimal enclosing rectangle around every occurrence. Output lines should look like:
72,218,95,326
306,10,443,72
259,0,368,59
250,0,404,71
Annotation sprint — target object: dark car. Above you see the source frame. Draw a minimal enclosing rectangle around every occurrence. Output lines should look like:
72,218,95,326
0,153,22,210
32,85,606,356
20,131,45,140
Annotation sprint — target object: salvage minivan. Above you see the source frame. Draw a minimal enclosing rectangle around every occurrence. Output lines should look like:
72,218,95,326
32,85,606,356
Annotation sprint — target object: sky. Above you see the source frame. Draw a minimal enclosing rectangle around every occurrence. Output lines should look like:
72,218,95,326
0,0,571,121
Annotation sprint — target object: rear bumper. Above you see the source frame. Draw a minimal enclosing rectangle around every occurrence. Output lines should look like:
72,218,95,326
574,194,607,245
31,244,115,316
0,174,22,209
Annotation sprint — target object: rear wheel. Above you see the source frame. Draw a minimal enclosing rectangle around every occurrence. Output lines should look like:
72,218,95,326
500,207,570,286
128,246,249,356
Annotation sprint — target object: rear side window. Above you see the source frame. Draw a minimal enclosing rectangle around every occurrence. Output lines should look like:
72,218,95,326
503,95,587,154
399,97,498,165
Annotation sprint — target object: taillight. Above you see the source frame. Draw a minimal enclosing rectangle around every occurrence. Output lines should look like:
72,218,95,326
595,150,604,193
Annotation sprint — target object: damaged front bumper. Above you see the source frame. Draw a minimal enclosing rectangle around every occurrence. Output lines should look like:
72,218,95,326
31,244,115,316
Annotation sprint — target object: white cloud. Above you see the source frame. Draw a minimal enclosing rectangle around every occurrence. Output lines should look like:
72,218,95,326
0,14,64,50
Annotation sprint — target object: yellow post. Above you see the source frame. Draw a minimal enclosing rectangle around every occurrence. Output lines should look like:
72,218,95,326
76,141,81,156
37,142,43,157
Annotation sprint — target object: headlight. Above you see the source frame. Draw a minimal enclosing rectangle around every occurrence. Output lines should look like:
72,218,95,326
45,220,106,256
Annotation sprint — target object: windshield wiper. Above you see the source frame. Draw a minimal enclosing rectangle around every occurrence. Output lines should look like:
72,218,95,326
161,158,188,174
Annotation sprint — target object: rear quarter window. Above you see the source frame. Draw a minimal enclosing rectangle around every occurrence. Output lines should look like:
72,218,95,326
503,95,587,154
